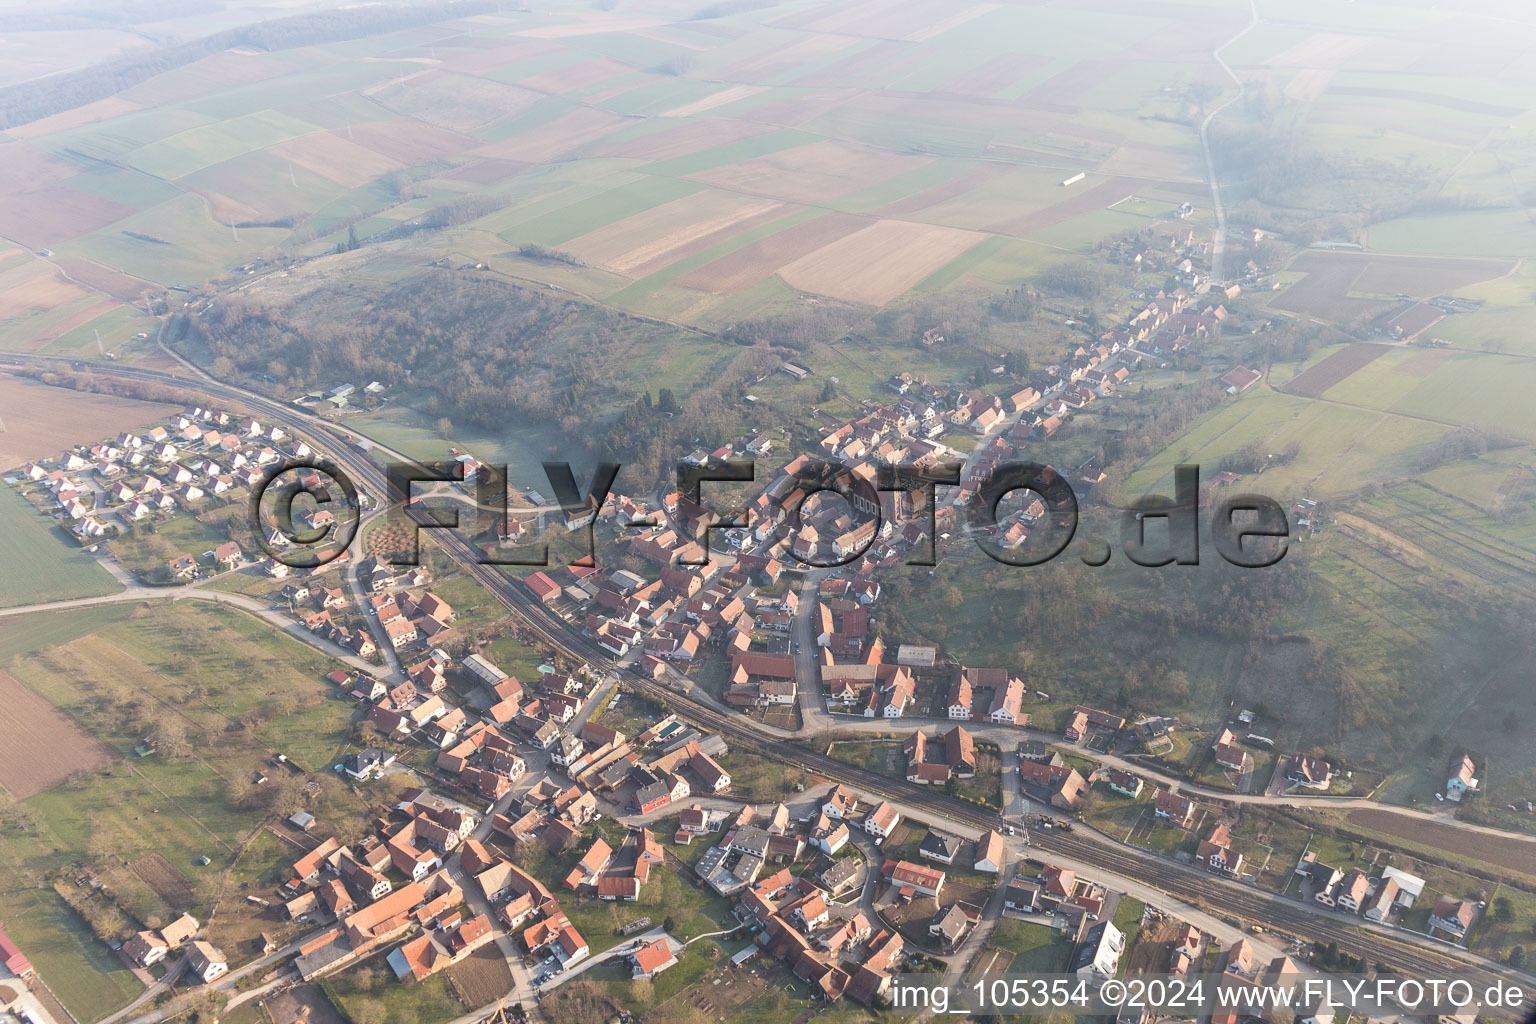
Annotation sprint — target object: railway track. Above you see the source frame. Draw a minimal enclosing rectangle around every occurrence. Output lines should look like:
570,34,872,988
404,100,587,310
5,353,1531,1003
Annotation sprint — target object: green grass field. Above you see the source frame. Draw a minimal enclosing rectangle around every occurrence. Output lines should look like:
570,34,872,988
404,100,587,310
0,602,137,663
990,916,1074,973
41,304,151,357
1367,209,1536,258
1,600,360,875
328,964,467,1024
0,596,368,1019
1320,348,1536,440
1115,386,1450,503
580,938,729,1016
561,860,736,957
125,109,321,180
58,191,289,287
0,886,145,1022
0,486,121,608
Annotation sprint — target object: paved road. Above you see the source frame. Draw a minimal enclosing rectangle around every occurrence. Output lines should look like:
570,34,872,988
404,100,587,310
0,573,388,679
791,567,834,730
342,521,407,681
682,655,1534,848
1198,0,1259,283
815,713,1536,844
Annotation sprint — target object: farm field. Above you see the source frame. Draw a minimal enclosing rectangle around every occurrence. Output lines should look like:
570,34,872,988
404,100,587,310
1269,250,1512,323
775,219,988,306
1281,343,1389,399
560,189,792,277
0,667,113,798
0,485,121,608
0,0,1280,331
1311,348,1536,440
1367,210,1536,258
1344,808,1536,879
0,376,175,466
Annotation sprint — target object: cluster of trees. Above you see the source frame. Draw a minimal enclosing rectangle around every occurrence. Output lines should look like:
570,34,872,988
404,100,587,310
193,272,662,429
874,291,1038,352
334,225,361,255
18,367,200,406
1093,380,1228,494
1232,319,1341,367
0,792,36,834
190,270,792,489
1312,940,1367,972
872,503,1346,730
601,348,781,485
1414,425,1520,471
1221,438,1303,475
0,0,498,129
415,194,505,231
1034,262,1120,301
373,195,506,243
516,243,585,267
1212,96,1434,243
989,285,1038,322
1214,121,1337,206
722,305,852,351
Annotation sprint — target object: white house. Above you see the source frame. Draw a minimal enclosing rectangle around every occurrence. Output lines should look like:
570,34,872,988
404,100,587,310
862,801,901,840
186,941,228,984
1070,922,1124,979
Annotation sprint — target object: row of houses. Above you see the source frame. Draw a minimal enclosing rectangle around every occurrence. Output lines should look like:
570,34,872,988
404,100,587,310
278,789,490,982
1302,861,1443,932
19,406,302,546
735,856,908,1005
121,914,227,983
1002,862,1111,935
945,667,1027,724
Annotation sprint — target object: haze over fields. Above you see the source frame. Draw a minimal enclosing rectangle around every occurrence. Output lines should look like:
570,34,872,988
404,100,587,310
3,1,1536,1021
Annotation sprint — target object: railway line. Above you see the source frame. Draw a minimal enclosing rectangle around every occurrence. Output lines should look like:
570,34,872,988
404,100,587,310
618,680,1493,984
4,353,1531,1005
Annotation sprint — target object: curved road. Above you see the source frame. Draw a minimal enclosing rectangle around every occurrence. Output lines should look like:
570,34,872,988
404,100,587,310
0,569,387,680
